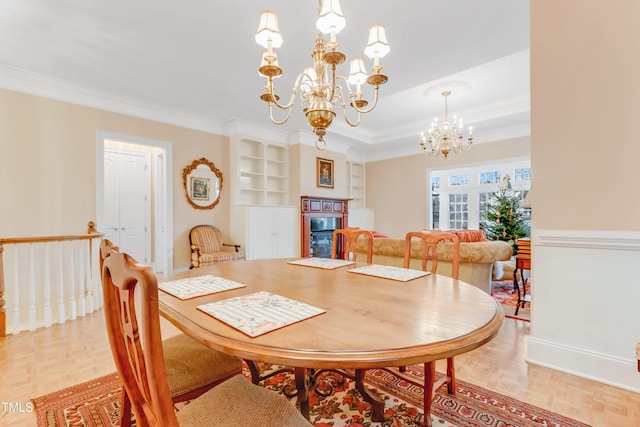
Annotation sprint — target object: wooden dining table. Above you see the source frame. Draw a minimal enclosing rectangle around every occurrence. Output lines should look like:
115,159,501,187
158,258,504,427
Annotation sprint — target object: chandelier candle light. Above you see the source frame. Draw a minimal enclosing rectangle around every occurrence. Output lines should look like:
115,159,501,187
255,0,390,150
420,91,473,158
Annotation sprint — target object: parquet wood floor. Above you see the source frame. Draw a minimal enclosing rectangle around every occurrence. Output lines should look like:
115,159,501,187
0,311,638,426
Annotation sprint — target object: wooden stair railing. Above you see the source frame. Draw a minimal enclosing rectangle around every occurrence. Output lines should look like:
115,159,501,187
0,221,103,337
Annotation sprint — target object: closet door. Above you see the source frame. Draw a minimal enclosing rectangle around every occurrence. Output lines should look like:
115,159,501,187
103,150,151,263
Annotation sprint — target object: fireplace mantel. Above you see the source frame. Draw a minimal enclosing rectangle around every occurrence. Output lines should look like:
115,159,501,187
300,196,349,258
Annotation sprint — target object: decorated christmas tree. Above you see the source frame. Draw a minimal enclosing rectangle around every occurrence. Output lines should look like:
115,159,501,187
484,175,529,254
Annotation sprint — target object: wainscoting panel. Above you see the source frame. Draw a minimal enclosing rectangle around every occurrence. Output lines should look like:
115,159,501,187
528,229,640,392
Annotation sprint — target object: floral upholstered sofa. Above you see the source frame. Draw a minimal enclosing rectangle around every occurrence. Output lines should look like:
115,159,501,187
355,230,512,294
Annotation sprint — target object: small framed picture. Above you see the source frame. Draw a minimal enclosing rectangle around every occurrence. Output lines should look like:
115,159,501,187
190,177,210,200
316,157,334,188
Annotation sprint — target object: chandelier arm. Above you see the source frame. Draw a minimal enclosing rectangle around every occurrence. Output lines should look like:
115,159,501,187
330,85,361,127
341,105,362,127
267,101,294,125
352,85,381,114
333,75,379,115
266,75,301,111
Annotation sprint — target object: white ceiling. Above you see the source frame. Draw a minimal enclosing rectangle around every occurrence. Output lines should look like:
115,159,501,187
0,0,530,160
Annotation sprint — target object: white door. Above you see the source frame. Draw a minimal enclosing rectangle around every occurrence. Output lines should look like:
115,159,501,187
103,149,151,263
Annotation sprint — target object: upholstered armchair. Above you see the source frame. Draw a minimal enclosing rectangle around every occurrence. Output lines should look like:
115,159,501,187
189,225,245,269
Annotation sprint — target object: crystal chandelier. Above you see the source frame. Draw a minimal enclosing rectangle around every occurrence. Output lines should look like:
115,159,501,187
255,0,390,150
419,91,473,158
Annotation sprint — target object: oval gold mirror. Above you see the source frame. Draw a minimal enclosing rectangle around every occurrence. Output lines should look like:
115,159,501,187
183,158,223,210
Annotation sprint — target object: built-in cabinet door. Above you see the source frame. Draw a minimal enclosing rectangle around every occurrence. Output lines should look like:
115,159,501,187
274,207,297,258
240,206,298,260
247,206,275,260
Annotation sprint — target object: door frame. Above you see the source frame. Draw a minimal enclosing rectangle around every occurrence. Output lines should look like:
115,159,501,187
96,130,174,277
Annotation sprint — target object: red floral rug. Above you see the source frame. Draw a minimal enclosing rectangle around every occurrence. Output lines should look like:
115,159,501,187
33,364,590,427
493,279,531,322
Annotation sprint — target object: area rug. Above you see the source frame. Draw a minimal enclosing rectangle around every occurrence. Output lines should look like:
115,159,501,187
493,279,531,322
33,365,591,427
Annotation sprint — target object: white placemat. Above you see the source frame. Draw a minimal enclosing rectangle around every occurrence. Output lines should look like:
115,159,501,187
287,258,355,269
159,275,246,300
348,264,431,282
197,291,326,337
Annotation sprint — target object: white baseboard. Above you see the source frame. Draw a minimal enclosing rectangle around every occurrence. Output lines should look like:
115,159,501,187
528,337,640,392
172,266,190,275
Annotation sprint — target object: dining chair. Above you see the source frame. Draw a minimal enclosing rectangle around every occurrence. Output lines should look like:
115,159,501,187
189,224,245,268
100,240,244,427
101,249,311,427
403,230,460,395
331,227,374,263
404,230,460,278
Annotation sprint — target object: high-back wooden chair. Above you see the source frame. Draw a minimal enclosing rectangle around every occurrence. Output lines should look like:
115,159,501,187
101,250,311,427
402,231,460,403
100,239,245,427
189,225,245,269
404,230,460,278
331,227,374,263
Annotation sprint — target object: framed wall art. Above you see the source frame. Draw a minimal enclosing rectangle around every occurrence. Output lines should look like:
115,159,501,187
316,157,334,188
190,177,210,200
182,157,223,210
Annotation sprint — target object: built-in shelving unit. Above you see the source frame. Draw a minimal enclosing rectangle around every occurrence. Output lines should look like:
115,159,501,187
232,138,290,205
347,161,365,208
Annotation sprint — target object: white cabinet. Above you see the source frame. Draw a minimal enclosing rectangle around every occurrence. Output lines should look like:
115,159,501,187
230,138,290,205
347,161,365,208
230,205,299,260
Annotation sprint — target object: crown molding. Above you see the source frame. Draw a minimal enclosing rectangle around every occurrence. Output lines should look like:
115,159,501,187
226,119,290,145
0,64,227,135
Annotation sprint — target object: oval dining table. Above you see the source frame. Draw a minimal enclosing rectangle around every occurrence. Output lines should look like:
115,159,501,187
158,258,504,427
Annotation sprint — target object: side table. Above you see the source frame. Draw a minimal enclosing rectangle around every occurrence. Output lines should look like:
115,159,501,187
513,239,531,315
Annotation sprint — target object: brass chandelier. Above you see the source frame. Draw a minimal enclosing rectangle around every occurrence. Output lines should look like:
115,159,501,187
419,91,473,158
255,0,390,150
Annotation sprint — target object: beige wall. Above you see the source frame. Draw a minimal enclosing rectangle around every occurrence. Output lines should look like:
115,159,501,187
291,143,349,201
0,89,229,270
531,0,640,231
366,136,530,238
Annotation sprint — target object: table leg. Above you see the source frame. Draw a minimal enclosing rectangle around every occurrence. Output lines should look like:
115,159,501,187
513,266,522,315
422,361,435,427
354,369,385,422
244,360,261,385
294,367,310,420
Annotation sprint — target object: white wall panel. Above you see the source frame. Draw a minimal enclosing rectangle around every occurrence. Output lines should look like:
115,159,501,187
528,230,640,392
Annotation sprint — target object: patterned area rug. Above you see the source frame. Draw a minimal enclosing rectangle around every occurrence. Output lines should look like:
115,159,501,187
493,279,531,322
33,364,591,427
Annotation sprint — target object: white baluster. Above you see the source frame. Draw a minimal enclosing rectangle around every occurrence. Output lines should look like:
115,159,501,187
68,241,77,320
12,245,20,335
57,241,66,324
43,242,52,328
95,238,103,309
85,239,94,314
28,244,36,331
77,240,86,317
